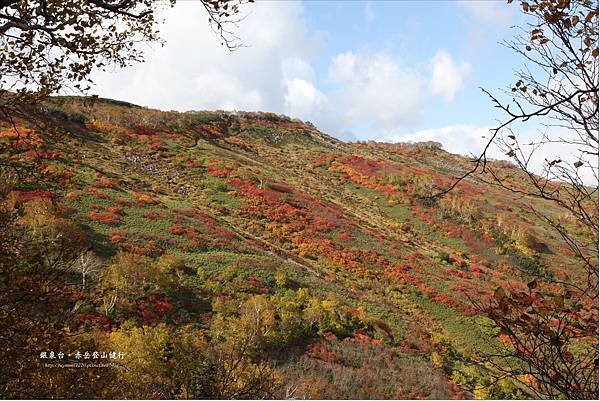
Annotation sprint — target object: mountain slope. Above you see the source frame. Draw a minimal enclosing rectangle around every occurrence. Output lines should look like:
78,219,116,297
0,96,594,399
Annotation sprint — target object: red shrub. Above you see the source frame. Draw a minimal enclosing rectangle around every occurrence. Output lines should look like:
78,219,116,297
169,225,186,235
178,243,192,252
206,160,237,178
43,149,62,159
132,123,161,137
75,312,111,331
313,153,336,167
93,176,118,189
191,236,209,249
86,188,109,200
306,340,341,363
182,228,199,239
338,231,352,241
447,268,469,279
115,198,134,206
16,189,54,202
247,276,262,286
69,290,88,301
450,253,468,268
226,138,254,152
90,211,120,225
173,208,205,218
154,297,173,314
137,295,173,325
183,157,202,168
65,191,82,201
395,263,410,272
120,240,158,256
144,211,168,220
109,230,127,243
134,192,159,206
24,149,39,160
149,136,165,151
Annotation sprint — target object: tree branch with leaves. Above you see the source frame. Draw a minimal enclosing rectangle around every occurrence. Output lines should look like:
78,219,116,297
441,1,599,398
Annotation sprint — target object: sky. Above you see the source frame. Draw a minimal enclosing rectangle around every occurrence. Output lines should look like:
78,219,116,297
90,0,540,162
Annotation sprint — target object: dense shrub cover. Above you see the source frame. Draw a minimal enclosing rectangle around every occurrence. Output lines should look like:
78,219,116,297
1,98,595,400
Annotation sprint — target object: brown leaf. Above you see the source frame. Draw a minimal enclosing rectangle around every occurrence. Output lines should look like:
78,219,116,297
554,295,565,308
527,280,537,290
585,10,596,23
549,159,562,166
494,287,507,301
550,336,564,347
564,351,574,363
520,313,532,321
557,0,570,9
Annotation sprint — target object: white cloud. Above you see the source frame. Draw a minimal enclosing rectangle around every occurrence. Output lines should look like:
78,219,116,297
379,124,500,158
458,1,518,48
429,50,470,102
459,0,514,28
193,70,263,111
281,57,316,83
380,124,598,185
495,125,599,185
327,51,425,129
91,1,317,113
89,2,473,144
284,78,327,121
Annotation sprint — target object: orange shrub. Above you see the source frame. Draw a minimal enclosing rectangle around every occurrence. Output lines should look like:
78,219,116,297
115,198,133,206
168,225,186,235
93,176,118,189
144,211,168,220
65,191,82,201
134,192,159,206
90,211,120,225
109,230,127,243
86,188,109,200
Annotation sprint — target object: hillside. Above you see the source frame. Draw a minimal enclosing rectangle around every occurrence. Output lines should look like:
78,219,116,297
0,96,596,399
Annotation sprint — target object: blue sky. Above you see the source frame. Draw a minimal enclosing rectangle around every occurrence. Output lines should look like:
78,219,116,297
91,0,526,158
300,0,520,134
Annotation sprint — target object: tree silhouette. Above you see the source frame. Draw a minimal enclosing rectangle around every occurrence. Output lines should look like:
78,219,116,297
444,1,599,398
0,0,251,95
